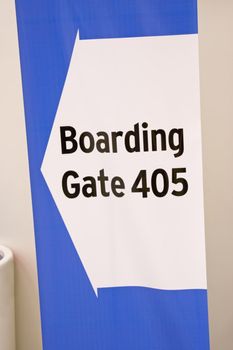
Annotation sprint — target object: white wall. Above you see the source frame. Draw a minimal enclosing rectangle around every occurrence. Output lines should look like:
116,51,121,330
199,0,233,348
0,1,42,349
0,0,232,349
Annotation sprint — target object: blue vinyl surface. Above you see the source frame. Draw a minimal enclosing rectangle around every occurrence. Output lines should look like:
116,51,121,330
15,1,209,349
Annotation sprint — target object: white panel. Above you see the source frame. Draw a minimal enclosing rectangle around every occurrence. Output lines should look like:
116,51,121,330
42,33,207,294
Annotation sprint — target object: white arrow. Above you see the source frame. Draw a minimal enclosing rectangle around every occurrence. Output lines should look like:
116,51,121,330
41,32,207,296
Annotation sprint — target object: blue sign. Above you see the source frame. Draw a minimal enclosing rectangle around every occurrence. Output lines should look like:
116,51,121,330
15,1,210,349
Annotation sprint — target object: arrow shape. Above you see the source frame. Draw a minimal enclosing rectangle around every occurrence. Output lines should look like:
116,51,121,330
41,32,207,296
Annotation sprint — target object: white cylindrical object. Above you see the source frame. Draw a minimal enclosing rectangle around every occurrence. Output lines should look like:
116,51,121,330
0,246,15,350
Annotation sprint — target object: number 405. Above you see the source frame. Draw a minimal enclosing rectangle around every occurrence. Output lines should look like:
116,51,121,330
131,168,188,198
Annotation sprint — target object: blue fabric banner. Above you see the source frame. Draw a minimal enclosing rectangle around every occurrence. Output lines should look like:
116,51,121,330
15,1,209,349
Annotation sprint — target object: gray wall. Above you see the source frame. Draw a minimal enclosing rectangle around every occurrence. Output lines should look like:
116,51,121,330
0,1,42,349
0,0,232,349
199,0,233,348
0,0,42,350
